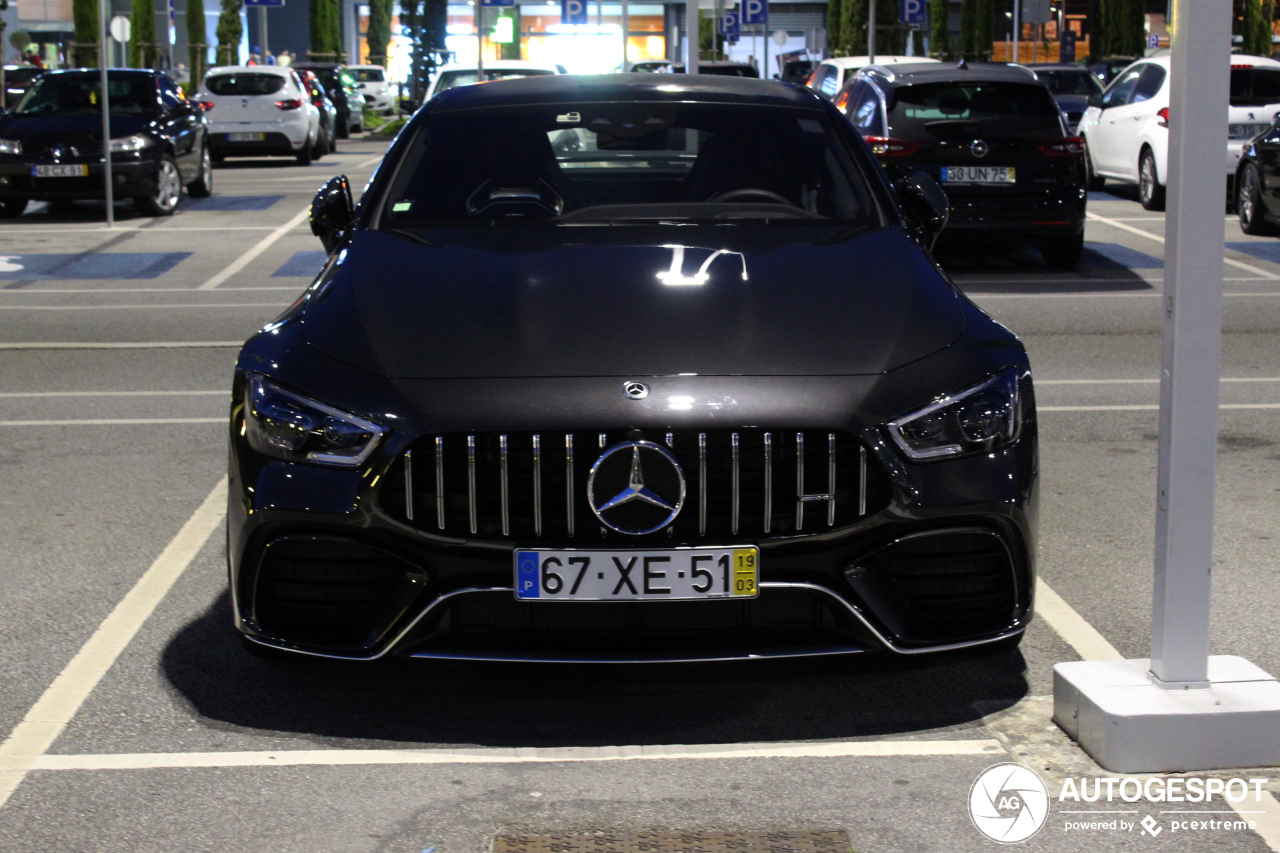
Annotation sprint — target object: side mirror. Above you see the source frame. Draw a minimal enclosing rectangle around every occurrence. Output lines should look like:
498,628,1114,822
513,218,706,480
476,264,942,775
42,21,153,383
897,172,949,251
310,175,353,253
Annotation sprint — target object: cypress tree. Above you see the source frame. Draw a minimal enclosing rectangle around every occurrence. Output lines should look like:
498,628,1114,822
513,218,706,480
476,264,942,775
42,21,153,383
187,0,208,82
330,0,344,62
1244,0,1274,57
827,0,843,58
130,0,157,67
310,0,330,60
216,0,243,65
72,0,100,67
1118,0,1144,56
930,0,950,58
958,0,975,58
366,0,391,65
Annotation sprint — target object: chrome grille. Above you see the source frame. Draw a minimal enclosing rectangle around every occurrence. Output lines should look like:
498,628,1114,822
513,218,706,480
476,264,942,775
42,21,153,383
381,429,890,543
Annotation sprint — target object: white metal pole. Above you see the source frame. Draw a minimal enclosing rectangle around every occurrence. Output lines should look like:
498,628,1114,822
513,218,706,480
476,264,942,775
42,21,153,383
1012,0,1020,63
99,0,114,228
259,6,268,59
476,2,483,74
684,0,697,73
763,19,768,78
867,0,875,63
1149,0,1231,688
622,0,629,69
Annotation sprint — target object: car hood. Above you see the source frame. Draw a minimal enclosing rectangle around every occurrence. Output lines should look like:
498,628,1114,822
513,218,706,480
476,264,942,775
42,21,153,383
0,113,153,142
300,225,965,379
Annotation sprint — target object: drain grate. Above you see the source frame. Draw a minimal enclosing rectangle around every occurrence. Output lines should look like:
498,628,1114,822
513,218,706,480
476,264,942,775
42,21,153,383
493,830,852,853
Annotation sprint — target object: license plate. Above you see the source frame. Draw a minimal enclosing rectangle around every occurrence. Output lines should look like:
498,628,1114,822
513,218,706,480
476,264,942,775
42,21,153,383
1230,123,1270,140
941,165,1016,185
514,547,759,601
227,132,265,142
31,164,88,177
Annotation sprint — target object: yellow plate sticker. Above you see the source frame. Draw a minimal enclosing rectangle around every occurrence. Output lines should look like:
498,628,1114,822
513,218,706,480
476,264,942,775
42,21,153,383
731,548,758,597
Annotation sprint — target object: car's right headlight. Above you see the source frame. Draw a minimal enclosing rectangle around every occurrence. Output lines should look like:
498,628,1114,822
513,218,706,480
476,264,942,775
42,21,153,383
0,138,21,155
243,374,386,467
886,368,1024,461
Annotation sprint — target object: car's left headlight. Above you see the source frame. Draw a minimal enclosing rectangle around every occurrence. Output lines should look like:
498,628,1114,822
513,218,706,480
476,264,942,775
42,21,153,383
887,368,1024,461
243,374,386,467
0,138,21,155
110,134,154,153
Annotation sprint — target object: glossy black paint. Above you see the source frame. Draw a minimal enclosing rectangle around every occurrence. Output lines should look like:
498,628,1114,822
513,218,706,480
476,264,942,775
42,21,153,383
228,74,1039,662
0,69,208,206
1236,122,1280,234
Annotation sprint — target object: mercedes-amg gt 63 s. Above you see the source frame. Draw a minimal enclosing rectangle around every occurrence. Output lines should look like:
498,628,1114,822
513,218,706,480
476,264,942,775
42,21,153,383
228,74,1039,663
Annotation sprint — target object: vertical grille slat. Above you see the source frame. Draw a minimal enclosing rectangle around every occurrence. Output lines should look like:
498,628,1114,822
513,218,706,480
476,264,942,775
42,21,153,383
391,429,889,543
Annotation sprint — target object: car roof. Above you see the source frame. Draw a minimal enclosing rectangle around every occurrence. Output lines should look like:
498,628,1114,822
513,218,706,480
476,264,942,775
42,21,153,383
349,64,383,70
427,72,822,112
863,61,1041,85
435,60,562,72
824,55,940,69
207,65,291,77
1027,64,1093,71
42,67,158,77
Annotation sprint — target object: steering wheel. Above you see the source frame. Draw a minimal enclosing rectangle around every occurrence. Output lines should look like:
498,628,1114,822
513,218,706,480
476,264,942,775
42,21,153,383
707,188,796,206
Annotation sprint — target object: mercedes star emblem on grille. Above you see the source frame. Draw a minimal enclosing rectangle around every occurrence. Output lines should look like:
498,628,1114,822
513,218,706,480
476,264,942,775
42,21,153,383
971,139,989,158
622,381,650,400
587,441,686,535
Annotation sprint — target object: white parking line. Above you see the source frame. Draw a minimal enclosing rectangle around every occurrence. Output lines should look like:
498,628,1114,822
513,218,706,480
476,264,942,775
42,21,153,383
1038,378,1280,385
0,342,241,349
1034,578,1123,661
0,478,227,810
971,291,1280,299
0,418,224,426
1040,404,1280,411
0,390,226,398
355,156,385,168
0,287,303,294
1086,211,1280,279
198,207,312,290
0,304,282,311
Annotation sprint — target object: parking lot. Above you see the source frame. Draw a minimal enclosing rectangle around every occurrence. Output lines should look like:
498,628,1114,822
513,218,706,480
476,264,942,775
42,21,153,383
0,140,1278,852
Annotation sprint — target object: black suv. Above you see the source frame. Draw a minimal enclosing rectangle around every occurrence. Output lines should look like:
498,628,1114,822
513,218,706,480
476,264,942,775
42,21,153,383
835,61,1087,268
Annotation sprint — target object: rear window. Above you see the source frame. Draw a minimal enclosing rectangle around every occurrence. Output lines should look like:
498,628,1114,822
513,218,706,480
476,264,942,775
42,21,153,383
433,68,555,95
888,82,1062,136
353,68,385,82
1230,67,1280,106
206,73,286,96
1034,69,1102,96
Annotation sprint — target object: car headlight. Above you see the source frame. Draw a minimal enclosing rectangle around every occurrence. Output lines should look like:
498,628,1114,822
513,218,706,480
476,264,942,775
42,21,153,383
109,134,154,153
243,374,386,467
0,138,21,155
886,368,1024,461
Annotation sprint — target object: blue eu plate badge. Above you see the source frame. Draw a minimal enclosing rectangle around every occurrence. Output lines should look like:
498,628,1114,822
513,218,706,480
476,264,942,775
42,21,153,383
517,551,540,598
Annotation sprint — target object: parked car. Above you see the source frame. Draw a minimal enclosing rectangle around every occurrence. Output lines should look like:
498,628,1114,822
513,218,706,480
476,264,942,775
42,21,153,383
424,61,563,100
780,59,816,85
1087,56,1140,85
0,69,212,218
228,73,1039,663
629,59,673,73
838,61,1087,267
1028,63,1103,134
806,55,940,99
291,62,364,137
349,64,396,115
195,65,322,164
667,61,760,77
1234,120,1280,234
298,69,339,155
3,65,43,110
1079,54,1280,210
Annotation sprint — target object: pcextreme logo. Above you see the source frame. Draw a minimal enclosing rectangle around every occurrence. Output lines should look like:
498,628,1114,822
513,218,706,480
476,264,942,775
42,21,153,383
968,762,1269,844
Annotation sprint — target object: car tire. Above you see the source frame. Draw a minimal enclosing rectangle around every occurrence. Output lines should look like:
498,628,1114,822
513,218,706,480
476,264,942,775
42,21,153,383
135,154,182,216
0,198,28,218
1042,231,1085,269
1238,164,1275,235
296,135,313,166
1139,148,1166,211
1085,148,1105,191
187,142,214,198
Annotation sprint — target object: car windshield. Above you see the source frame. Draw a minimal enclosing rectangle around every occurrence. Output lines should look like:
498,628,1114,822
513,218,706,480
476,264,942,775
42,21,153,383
14,73,156,115
353,68,385,82
888,82,1062,136
1230,67,1280,105
382,103,876,225
205,73,286,96
1035,69,1102,96
433,68,555,94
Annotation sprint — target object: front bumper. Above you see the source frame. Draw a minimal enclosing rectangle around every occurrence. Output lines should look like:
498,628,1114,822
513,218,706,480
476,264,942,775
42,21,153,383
0,155,159,201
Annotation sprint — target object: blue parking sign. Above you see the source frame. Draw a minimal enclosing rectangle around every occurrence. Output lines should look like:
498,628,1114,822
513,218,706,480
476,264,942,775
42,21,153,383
741,0,767,26
481,0,514,6
562,0,588,24
900,0,925,26
718,11,739,38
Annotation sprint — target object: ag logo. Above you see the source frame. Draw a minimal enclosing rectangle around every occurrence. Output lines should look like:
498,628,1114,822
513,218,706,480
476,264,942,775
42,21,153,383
968,762,1050,844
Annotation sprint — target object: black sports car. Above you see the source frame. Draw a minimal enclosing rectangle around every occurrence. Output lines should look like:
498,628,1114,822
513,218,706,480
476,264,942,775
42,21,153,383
0,69,212,218
1236,120,1280,235
229,74,1039,662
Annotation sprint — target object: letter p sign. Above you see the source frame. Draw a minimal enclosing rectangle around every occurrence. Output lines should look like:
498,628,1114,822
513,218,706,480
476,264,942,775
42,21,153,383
562,0,587,24
742,0,767,26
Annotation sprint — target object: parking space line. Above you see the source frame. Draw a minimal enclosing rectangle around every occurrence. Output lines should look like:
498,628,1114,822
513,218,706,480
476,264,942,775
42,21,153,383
0,478,227,810
198,207,312,290
1040,404,1280,411
1039,378,1280,385
0,287,303,294
0,342,240,349
0,304,282,311
1035,578,1123,661
1086,211,1280,279
1234,792,1280,848
0,226,289,233
356,156,385,168
0,418,224,426
0,390,225,398
28,739,1004,772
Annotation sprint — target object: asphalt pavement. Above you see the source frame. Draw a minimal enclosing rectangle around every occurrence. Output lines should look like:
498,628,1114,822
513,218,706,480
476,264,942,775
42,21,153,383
0,144,1278,852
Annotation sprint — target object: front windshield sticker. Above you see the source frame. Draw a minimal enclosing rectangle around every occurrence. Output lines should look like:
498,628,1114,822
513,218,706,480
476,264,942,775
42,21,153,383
798,118,823,133
392,201,413,212
556,111,581,124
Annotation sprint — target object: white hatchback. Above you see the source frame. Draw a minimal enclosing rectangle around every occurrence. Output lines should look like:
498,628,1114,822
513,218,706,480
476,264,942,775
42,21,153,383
349,65,396,115
1079,54,1280,210
196,66,323,165
805,55,940,100
424,61,564,101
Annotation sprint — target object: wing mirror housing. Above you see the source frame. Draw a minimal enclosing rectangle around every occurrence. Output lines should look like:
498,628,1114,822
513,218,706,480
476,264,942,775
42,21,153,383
311,175,353,253
897,172,950,251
